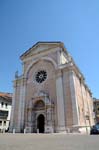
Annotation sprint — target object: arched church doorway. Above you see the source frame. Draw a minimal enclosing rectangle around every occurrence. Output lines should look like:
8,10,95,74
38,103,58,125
37,114,45,133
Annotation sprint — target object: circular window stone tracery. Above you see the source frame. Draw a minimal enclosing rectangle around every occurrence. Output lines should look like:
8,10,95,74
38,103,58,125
35,70,47,83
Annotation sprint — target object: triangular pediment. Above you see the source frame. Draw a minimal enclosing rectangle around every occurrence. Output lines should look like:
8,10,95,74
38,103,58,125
20,41,63,60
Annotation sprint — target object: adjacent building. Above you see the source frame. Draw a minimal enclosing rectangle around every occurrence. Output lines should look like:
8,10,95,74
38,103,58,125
9,42,94,133
0,92,12,132
93,98,99,123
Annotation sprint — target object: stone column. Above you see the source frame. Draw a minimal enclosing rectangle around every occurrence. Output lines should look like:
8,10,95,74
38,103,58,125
9,82,16,132
56,70,66,132
17,78,26,132
80,80,89,133
69,71,79,126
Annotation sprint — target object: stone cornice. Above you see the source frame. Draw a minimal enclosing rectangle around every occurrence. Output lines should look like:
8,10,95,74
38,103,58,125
13,76,27,87
20,42,64,61
22,46,60,63
20,41,63,59
61,62,92,96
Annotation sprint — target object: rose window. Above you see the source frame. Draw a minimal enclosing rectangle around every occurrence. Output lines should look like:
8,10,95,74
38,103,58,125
35,70,47,83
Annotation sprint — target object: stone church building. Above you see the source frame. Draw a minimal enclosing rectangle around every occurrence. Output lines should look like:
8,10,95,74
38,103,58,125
10,42,94,133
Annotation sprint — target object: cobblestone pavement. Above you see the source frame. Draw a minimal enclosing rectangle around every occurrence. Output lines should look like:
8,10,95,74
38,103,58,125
0,133,99,150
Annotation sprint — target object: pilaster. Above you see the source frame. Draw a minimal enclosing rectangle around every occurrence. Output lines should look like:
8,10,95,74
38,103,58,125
69,70,79,126
9,87,16,132
17,78,26,132
56,69,66,132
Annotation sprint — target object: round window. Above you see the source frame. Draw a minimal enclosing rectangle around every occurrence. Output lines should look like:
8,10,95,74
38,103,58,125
35,70,47,83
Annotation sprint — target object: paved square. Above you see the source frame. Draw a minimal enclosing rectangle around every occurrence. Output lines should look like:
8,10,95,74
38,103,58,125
0,133,99,150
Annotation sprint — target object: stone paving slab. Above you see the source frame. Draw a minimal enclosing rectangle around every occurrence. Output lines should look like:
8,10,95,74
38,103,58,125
0,133,99,150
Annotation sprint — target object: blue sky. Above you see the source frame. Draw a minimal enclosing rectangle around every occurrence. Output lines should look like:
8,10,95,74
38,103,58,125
0,0,99,98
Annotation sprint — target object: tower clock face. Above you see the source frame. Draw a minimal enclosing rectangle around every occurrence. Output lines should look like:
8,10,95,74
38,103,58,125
35,70,47,83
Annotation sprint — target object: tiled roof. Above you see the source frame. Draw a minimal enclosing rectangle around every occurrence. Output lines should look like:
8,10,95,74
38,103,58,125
0,92,12,101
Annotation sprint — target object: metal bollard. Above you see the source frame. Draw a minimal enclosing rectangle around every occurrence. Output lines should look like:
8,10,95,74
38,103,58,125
13,129,15,134
37,129,39,133
24,128,26,134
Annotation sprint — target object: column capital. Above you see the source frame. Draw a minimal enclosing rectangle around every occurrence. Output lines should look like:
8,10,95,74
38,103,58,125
69,70,76,76
56,69,62,78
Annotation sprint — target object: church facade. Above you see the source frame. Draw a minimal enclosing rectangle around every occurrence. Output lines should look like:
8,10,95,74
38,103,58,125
10,42,94,133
